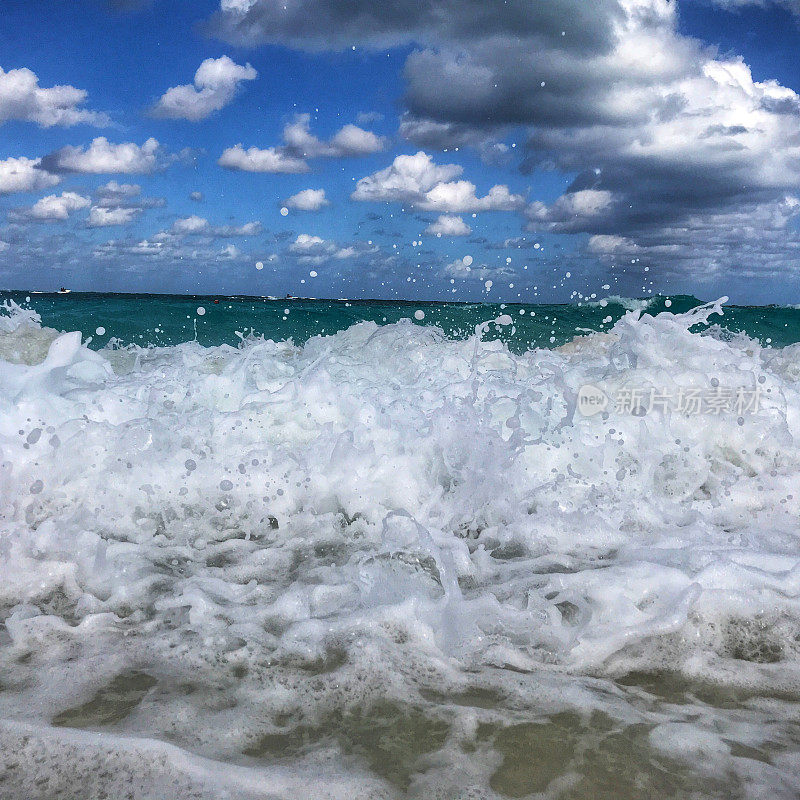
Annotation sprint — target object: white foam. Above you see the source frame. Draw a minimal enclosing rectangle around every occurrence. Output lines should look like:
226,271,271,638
1,298,800,796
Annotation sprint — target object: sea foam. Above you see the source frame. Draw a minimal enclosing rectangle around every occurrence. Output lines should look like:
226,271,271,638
1,299,799,798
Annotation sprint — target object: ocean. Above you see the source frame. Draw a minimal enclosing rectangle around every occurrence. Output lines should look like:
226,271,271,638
1,292,800,799
4,290,800,352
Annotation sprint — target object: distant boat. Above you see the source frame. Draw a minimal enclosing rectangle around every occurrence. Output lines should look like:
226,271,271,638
57,287,71,294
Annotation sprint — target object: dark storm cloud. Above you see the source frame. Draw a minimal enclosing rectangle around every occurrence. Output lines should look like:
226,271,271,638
210,0,800,282
209,0,620,52
582,197,800,288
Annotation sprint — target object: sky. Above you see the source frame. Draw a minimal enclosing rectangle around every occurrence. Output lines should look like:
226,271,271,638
0,0,799,303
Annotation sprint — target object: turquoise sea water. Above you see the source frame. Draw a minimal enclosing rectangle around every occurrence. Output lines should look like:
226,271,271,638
5,291,800,350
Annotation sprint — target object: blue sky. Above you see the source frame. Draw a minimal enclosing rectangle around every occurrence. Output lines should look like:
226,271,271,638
0,0,799,302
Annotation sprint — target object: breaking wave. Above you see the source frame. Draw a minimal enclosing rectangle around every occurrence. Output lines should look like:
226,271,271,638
1,298,800,798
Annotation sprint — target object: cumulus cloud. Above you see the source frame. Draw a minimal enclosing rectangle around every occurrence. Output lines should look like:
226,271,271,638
422,181,524,213
287,232,377,265
93,234,253,266
40,137,171,174
168,215,262,237
17,191,90,221
526,189,615,230
284,188,329,211
0,156,60,194
94,180,164,209
218,144,310,173
426,214,471,236
0,65,109,127
352,152,461,203
283,114,386,158
587,234,638,254
217,243,241,260
289,233,328,252
84,180,164,227
442,257,513,281
218,221,263,237
96,180,141,200
219,113,385,173
152,56,257,121
87,206,141,227
352,151,525,212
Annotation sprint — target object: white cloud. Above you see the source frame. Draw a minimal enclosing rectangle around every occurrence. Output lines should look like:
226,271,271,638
425,214,471,236
87,206,141,227
587,234,638,254
285,188,329,211
352,151,525,211
419,181,524,213
168,215,262,237
85,180,163,226
527,190,615,229
220,114,386,173
94,181,163,209
283,113,386,157
352,151,461,203
218,143,310,173
96,180,141,200
289,233,329,253
217,243,241,260
220,0,256,12
0,156,60,194
152,56,257,121
442,258,513,281
0,65,109,127
287,233,375,264
23,191,90,221
41,137,166,174
172,215,210,235
93,232,253,265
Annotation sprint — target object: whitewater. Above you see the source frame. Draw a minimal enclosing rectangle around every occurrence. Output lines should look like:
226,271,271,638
1,297,799,799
